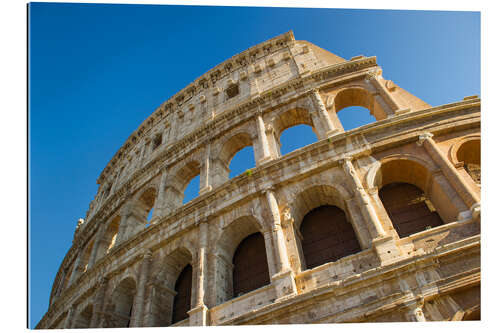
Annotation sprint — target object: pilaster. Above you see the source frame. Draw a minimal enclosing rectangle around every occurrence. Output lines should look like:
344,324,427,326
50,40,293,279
90,276,109,328
151,168,168,224
309,88,340,138
130,250,153,327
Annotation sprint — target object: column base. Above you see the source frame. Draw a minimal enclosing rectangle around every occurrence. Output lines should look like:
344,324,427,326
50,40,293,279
272,269,297,301
257,155,273,166
187,304,209,326
199,185,212,196
372,235,405,266
325,129,341,138
394,108,411,116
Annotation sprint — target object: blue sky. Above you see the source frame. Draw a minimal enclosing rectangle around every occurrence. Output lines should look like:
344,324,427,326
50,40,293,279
28,3,479,328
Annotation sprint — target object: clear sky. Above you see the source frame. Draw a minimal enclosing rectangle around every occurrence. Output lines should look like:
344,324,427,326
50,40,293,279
28,2,479,328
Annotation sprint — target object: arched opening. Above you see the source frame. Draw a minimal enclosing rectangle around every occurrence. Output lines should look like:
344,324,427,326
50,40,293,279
214,216,269,305
138,188,156,220
456,139,480,185
217,132,256,182
279,124,318,156
229,146,255,178
300,205,361,270
94,215,120,262
144,247,192,327
173,160,201,205
374,158,452,237
271,108,320,157
336,106,376,131
73,304,93,328
333,87,388,121
107,277,136,328
232,232,270,297
287,184,371,272
379,182,443,238
172,264,193,324
183,174,200,204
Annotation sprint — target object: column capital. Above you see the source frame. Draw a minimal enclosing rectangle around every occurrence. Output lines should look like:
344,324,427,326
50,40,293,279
254,106,264,117
195,216,211,227
417,132,434,146
261,185,276,195
310,87,321,95
364,69,380,81
339,155,354,165
265,123,275,134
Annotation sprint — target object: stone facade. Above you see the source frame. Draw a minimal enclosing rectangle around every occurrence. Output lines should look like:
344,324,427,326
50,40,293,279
36,31,480,328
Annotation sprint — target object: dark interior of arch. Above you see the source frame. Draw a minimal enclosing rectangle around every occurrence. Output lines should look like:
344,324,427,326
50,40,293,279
456,140,480,184
379,182,444,238
172,264,192,324
300,205,361,270
109,278,136,328
232,232,270,298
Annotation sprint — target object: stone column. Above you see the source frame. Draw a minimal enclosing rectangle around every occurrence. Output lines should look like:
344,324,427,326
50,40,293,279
365,71,406,117
90,277,109,328
199,142,213,195
263,188,297,300
151,168,168,223
262,230,277,277
64,305,77,329
343,197,372,249
265,123,280,158
340,157,386,238
264,189,291,273
341,157,406,265
417,132,480,216
87,224,108,269
280,206,305,273
130,251,153,327
163,181,183,215
310,88,339,138
255,110,272,165
188,219,209,326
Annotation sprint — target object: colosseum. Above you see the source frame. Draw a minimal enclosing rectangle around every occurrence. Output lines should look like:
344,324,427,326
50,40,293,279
36,31,480,328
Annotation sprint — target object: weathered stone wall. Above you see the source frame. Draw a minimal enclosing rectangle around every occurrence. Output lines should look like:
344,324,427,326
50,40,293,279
36,31,480,328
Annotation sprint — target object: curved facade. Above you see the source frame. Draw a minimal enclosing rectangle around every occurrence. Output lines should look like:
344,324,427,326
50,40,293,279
36,31,481,328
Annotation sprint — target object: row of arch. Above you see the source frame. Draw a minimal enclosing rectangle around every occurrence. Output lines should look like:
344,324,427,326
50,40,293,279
95,84,400,215
57,135,481,299
55,136,480,327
